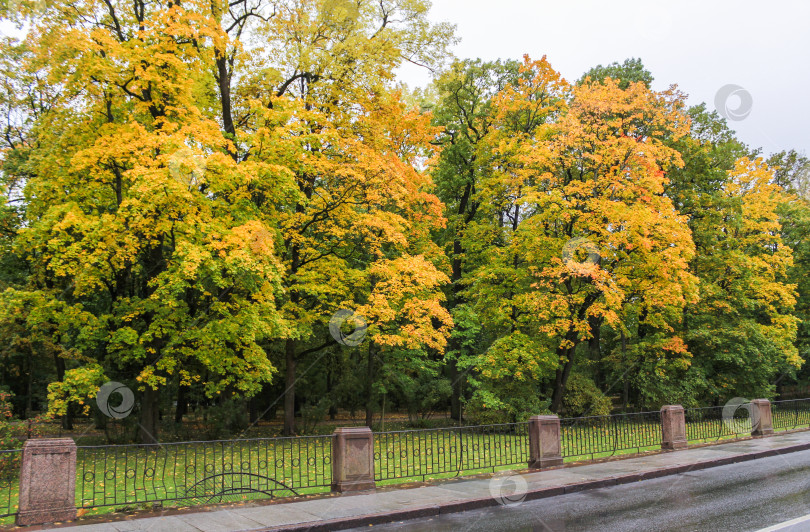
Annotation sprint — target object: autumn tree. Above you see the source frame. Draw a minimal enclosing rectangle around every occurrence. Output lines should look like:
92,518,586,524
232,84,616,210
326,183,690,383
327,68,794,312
236,1,454,434
463,57,697,416
430,58,521,420
770,151,810,388
643,107,801,405
250,91,453,433
683,157,799,401
0,0,308,442
579,57,654,90
0,0,455,439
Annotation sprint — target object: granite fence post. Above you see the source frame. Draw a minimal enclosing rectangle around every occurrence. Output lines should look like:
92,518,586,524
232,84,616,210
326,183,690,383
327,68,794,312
331,427,375,493
16,438,77,526
660,405,688,450
527,415,564,469
751,399,774,436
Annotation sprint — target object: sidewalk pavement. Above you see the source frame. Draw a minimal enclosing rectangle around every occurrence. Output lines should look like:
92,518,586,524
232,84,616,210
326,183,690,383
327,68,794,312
39,430,810,532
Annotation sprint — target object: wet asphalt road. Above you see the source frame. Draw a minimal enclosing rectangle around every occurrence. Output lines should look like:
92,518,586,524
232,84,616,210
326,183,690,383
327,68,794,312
349,449,810,532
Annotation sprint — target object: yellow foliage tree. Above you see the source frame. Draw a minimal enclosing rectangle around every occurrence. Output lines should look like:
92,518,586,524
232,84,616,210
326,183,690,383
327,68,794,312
464,57,697,413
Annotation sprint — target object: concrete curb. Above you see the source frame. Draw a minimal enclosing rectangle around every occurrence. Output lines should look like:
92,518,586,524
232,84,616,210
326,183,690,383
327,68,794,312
258,440,810,532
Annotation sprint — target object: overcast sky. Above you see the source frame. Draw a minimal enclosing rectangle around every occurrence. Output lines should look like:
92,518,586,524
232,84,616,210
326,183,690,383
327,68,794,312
397,0,810,157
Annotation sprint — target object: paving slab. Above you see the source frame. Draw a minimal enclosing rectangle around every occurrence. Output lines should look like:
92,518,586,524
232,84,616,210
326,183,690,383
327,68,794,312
228,506,325,528
253,498,368,521
378,486,467,506
45,526,114,532
110,516,200,532
176,510,265,532
38,429,810,532
428,480,495,498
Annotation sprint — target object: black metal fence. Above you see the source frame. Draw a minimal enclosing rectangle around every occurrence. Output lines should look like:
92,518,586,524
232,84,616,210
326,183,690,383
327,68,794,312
373,423,530,482
0,450,20,519
76,435,331,510
4,398,810,520
561,411,662,461
684,405,753,443
772,399,810,431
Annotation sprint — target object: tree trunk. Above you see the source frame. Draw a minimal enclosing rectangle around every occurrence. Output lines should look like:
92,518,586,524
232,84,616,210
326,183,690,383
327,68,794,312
214,49,237,160
447,179,475,421
379,393,386,432
249,397,259,424
174,384,187,423
550,293,601,413
621,329,629,411
365,342,375,428
25,356,33,418
63,405,74,431
449,360,463,421
448,236,466,421
138,386,159,444
550,346,576,413
53,354,73,430
326,357,337,420
589,316,603,389
283,339,297,436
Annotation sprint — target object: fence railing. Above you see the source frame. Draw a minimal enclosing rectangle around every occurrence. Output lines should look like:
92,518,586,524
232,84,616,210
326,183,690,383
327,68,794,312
7,397,810,525
373,422,529,482
76,435,331,510
772,399,810,431
0,450,20,519
684,405,753,443
561,410,662,461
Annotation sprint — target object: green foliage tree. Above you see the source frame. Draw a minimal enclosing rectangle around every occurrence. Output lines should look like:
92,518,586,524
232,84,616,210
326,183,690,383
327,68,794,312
579,57,654,89
770,151,810,390
651,110,801,405
430,58,521,419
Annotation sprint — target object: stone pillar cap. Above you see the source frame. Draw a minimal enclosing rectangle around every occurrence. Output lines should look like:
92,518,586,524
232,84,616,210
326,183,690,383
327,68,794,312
23,438,76,446
333,427,372,434
529,415,560,421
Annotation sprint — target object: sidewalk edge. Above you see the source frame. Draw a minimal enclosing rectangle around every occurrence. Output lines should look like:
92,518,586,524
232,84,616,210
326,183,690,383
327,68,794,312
261,441,810,532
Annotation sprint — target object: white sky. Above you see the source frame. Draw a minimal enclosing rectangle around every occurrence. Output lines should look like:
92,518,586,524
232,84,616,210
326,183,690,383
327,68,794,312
397,0,810,157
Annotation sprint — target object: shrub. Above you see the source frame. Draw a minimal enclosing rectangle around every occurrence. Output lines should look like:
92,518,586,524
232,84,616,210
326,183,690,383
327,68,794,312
465,384,548,425
0,391,17,450
204,399,249,439
398,374,452,424
300,397,332,434
0,391,21,477
561,374,612,418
